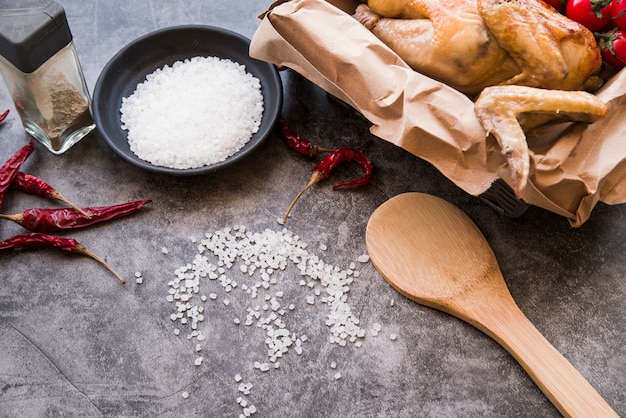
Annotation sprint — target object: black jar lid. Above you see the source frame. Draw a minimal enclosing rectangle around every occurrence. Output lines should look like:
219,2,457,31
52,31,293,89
0,1,72,73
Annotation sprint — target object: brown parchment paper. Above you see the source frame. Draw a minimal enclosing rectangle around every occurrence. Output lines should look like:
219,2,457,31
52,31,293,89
250,0,626,226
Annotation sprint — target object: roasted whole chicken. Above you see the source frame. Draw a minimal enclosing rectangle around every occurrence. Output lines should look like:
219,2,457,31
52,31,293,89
354,0,609,198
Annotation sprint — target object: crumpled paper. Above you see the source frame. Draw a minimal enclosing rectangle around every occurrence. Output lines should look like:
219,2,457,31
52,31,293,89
250,0,626,226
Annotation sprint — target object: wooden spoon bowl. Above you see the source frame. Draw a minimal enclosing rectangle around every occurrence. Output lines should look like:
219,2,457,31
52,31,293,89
365,192,617,417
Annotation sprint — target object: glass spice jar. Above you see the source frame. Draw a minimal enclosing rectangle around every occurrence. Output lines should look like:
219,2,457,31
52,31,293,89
0,0,94,154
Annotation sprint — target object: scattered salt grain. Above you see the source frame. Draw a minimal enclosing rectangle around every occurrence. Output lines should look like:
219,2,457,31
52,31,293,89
238,382,253,395
334,372,342,380
194,356,203,366
163,225,391,415
120,56,264,169
357,254,370,263
254,362,270,372
181,391,189,399
161,247,169,254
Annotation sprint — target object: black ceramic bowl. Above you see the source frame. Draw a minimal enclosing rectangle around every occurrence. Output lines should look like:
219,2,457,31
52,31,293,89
92,25,282,175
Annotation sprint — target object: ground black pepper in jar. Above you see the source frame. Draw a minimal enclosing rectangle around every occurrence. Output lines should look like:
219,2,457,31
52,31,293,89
0,1,94,154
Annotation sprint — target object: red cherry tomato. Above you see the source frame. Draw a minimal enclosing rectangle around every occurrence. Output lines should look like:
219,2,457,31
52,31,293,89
566,0,612,31
544,0,566,13
610,0,626,30
598,28,626,67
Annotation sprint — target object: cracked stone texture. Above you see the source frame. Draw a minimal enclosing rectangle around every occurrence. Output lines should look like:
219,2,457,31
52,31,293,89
0,1,624,417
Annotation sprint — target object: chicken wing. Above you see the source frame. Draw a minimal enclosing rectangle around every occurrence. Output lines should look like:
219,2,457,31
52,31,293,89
475,86,608,198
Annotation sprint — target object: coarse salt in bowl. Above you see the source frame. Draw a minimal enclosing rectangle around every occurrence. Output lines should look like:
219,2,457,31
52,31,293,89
92,26,283,175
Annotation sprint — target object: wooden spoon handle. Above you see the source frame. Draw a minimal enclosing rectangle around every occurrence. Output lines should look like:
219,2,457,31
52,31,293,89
477,300,618,417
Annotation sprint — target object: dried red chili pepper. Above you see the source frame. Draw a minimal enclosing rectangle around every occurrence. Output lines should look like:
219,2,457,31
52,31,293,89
283,147,373,223
0,233,125,284
279,117,333,157
0,109,9,123
10,172,91,217
0,139,35,207
326,147,373,190
0,199,152,232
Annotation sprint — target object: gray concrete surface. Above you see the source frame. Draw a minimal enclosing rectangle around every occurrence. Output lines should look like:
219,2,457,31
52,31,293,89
0,1,624,417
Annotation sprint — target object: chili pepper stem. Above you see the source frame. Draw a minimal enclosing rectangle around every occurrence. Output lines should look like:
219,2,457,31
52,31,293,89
0,213,21,222
75,243,126,284
283,171,325,224
48,190,92,218
310,145,335,157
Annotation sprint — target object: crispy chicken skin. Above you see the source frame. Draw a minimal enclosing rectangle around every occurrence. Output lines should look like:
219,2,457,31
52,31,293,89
354,0,608,197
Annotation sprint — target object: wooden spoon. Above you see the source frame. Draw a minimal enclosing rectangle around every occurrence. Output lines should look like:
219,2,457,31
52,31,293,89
365,192,617,417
